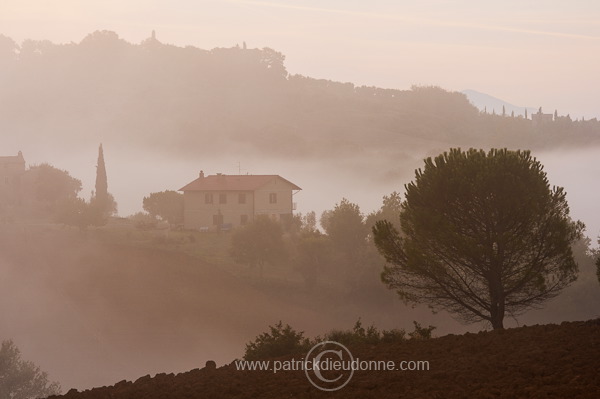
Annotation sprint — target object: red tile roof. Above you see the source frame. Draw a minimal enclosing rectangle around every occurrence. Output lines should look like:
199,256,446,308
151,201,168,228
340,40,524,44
0,152,25,163
179,174,301,192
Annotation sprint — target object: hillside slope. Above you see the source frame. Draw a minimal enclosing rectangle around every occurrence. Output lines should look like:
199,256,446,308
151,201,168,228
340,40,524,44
0,226,342,388
0,225,463,390
51,320,600,398
1,30,599,165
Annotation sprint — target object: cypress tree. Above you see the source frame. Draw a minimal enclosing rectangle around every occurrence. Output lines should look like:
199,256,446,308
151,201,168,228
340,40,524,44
89,143,116,225
95,143,108,204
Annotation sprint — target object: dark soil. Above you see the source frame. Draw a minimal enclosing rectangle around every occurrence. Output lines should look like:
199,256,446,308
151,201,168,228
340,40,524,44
50,319,600,399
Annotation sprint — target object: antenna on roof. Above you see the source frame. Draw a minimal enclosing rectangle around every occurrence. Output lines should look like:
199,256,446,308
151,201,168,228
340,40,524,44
236,161,246,175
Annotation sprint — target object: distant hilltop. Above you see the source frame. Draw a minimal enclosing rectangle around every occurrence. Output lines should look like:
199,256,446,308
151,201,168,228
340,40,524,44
462,89,537,118
0,30,599,163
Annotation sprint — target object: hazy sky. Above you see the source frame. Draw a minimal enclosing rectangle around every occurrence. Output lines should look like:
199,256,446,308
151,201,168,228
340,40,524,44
2,0,600,118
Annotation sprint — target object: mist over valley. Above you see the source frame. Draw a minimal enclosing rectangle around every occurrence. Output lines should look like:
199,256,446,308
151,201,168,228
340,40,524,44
0,28,599,395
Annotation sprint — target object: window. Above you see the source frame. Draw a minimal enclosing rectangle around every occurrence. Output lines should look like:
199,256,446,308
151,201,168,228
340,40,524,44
241,215,248,225
269,193,277,204
239,193,246,204
219,193,227,204
213,214,223,226
205,193,213,204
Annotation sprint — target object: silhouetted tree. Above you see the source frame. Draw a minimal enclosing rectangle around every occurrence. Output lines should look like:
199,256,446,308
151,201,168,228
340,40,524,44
55,197,92,230
596,241,600,285
293,230,330,289
301,211,317,233
373,148,583,329
79,30,130,54
289,211,318,235
89,144,117,225
0,34,19,63
18,39,56,61
366,191,403,232
320,198,376,285
95,143,108,204
320,198,366,253
26,163,82,204
0,339,61,398
231,215,286,277
17,164,82,220
143,190,184,224
259,47,287,78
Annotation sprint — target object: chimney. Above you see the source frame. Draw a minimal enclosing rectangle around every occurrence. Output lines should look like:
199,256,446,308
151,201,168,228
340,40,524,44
199,170,205,178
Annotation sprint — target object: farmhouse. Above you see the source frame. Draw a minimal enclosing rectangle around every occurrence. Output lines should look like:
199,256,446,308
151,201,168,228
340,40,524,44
0,151,26,205
179,171,301,231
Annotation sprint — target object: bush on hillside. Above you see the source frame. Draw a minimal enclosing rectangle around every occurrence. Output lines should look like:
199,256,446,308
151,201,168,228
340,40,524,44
243,319,435,360
243,322,311,361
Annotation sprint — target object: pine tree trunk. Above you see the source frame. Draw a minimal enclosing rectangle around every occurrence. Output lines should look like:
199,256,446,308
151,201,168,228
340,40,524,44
490,298,505,329
491,313,504,329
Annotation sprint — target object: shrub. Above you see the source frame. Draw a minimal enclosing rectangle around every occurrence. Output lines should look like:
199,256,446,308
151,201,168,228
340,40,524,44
0,339,61,398
408,321,436,340
324,319,433,345
129,211,158,230
244,319,436,361
243,321,311,361
324,319,381,346
381,328,407,343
